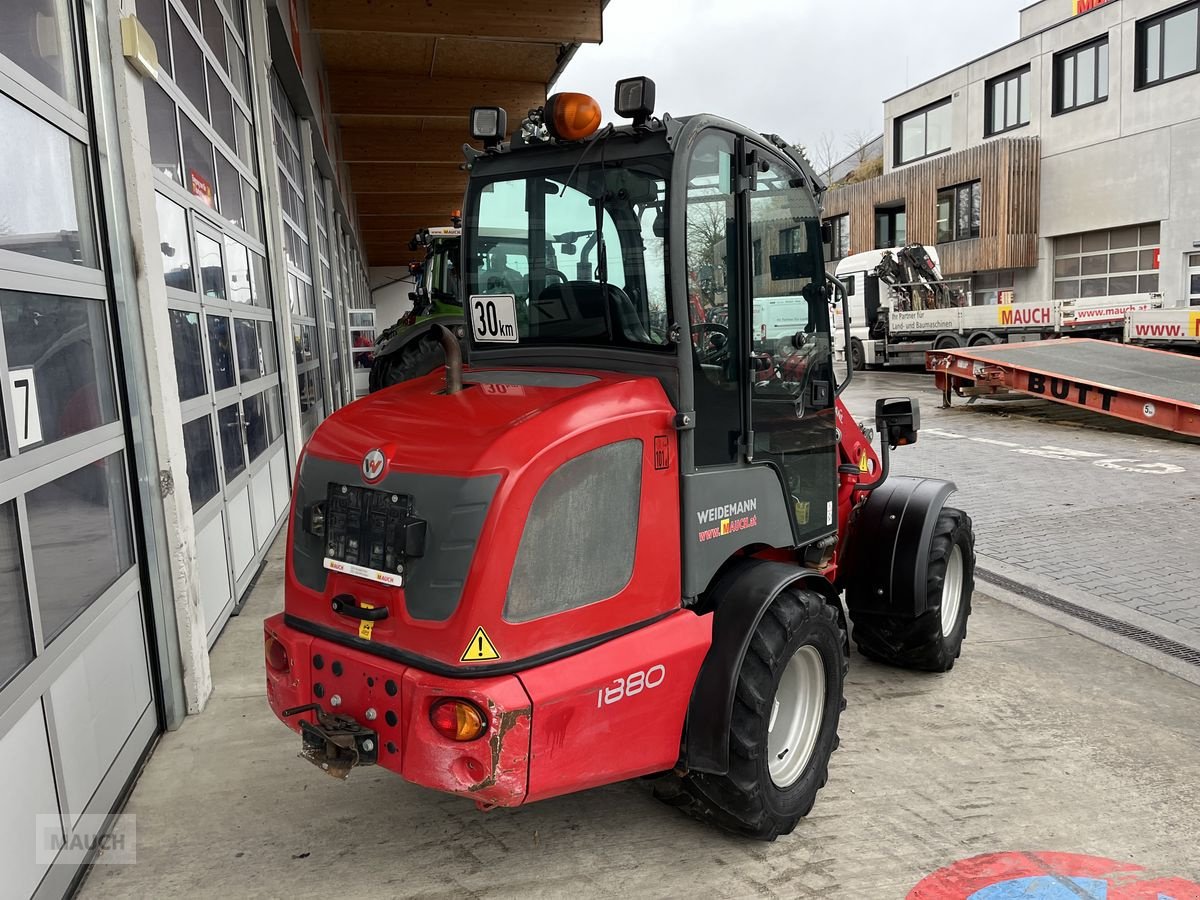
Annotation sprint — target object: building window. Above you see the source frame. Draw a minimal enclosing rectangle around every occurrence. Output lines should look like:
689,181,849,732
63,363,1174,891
1137,2,1200,89
985,66,1032,136
936,182,981,243
1053,224,1161,300
894,98,952,165
1053,37,1109,114
951,270,1016,305
875,206,906,249
780,226,802,255
827,216,850,260
752,238,763,276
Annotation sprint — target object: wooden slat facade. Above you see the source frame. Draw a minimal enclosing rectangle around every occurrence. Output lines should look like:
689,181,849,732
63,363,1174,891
822,138,1041,275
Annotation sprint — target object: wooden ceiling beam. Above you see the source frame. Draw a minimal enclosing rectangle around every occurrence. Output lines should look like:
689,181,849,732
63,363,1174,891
348,164,467,194
355,192,465,217
360,217,452,237
340,127,471,164
309,0,602,44
329,73,546,121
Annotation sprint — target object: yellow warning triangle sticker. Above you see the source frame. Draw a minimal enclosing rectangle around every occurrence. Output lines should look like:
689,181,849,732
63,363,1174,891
460,626,501,662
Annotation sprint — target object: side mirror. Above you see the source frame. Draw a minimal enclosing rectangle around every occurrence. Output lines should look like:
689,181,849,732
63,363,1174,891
876,397,920,448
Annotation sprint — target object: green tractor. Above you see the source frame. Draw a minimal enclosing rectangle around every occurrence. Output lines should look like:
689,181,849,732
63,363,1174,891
369,223,466,392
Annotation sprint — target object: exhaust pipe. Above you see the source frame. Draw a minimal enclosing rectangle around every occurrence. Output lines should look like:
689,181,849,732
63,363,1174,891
436,324,463,395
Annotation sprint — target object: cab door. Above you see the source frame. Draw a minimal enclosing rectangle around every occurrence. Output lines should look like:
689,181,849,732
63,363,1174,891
745,153,837,545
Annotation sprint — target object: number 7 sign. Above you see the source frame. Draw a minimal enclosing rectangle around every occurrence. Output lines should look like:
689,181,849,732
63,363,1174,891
8,367,43,448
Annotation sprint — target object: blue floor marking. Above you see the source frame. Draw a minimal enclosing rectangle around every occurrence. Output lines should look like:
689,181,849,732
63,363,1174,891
969,877,1108,899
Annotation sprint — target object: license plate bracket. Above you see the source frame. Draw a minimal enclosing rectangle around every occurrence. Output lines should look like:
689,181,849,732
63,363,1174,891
322,483,424,586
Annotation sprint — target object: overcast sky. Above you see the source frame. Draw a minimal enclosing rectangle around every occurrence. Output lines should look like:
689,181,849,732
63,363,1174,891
556,0,1030,167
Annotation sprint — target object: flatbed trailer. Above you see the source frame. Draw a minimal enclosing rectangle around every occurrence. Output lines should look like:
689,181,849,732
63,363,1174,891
927,337,1200,438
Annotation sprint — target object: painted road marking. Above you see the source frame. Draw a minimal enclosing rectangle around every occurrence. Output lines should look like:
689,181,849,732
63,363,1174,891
968,437,1023,447
920,434,1187,475
909,851,1200,899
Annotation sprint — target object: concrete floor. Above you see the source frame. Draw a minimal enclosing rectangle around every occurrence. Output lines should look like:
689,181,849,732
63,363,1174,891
78,536,1200,899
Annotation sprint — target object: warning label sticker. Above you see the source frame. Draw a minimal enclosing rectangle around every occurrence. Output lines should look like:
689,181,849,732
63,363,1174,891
358,603,375,641
461,626,501,662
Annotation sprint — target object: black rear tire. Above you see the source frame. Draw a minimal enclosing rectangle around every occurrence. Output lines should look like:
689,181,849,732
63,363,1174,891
657,588,846,840
850,338,866,371
848,507,975,672
370,333,445,392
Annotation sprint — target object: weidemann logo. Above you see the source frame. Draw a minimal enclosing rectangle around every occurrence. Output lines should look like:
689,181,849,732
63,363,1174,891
697,499,759,543
697,498,757,524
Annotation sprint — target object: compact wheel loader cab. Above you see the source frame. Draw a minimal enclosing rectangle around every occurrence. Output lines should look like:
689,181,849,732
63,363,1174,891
264,78,977,840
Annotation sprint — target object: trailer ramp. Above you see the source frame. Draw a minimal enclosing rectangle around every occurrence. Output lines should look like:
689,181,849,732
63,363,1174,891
927,338,1200,437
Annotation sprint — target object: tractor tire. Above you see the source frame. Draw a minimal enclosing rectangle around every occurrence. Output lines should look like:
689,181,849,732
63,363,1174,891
850,338,866,371
370,332,445,392
657,588,846,840
848,507,975,672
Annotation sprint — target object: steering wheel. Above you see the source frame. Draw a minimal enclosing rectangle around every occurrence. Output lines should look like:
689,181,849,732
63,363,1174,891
691,322,731,365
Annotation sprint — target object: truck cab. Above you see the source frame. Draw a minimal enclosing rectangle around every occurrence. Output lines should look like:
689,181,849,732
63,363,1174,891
832,246,944,369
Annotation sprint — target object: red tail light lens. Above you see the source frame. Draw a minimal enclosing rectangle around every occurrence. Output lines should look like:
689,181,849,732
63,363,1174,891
429,699,487,742
265,635,290,672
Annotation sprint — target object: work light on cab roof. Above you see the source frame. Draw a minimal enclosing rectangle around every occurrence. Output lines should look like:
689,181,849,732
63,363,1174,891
469,76,657,149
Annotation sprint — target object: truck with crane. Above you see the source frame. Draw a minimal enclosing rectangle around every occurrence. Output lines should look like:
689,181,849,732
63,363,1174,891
264,80,976,839
833,245,1163,369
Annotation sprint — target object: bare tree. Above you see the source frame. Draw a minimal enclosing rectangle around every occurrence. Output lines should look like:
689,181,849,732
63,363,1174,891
811,132,840,180
845,128,876,164
686,198,732,302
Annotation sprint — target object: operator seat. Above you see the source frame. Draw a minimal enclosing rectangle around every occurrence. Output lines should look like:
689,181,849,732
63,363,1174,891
531,282,653,345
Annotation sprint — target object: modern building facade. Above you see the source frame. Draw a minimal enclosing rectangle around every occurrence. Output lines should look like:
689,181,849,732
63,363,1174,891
823,0,1200,309
0,1,600,896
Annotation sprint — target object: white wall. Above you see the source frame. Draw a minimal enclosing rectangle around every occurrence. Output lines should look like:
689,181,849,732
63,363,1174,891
369,267,416,331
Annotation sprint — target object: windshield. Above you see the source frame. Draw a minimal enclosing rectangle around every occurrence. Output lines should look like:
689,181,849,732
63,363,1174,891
465,158,671,350
425,238,460,304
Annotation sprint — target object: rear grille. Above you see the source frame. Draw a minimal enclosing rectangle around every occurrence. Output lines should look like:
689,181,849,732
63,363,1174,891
977,568,1200,668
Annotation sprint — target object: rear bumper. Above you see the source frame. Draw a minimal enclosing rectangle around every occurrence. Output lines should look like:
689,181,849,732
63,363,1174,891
264,614,532,806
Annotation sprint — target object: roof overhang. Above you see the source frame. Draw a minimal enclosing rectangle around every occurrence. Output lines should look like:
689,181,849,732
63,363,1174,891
309,0,604,267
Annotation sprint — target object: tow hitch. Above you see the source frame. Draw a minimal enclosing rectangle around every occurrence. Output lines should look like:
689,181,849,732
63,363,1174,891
282,704,379,779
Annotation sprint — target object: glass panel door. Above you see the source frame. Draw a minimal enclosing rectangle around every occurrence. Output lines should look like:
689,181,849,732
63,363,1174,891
748,154,837,544
684,130,742,468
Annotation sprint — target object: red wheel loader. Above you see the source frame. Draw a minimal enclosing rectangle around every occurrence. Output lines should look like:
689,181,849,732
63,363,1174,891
264,80,975,840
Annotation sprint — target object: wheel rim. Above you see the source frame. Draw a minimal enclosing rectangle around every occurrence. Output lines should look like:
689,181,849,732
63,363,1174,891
941,544,964,638
767,645,826,788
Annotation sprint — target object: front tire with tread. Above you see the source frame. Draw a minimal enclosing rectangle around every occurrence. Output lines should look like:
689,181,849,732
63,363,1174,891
370,333,446,392
658,588,846,840
848,507,975,672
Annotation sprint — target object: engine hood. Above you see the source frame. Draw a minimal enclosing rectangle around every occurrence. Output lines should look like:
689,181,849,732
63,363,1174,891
305,368,667,478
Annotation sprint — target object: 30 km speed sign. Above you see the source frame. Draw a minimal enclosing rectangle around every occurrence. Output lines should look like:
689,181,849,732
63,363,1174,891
469,294,518,343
